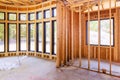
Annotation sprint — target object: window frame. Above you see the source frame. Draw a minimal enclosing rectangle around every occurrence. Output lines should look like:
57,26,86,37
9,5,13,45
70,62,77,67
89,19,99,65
52,20,56,55
28,23,35,52
8,13,17,21
8,23,17,52
36,23,43,53
19,23,27,51
28,12,35,21
0,23,5,52
52,7,56,17
44,9,50,19
44,21,51,54
86,18,114,46
36,11,42,20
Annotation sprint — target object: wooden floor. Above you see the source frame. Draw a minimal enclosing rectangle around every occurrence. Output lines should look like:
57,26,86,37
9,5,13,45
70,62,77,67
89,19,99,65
0,56,120,80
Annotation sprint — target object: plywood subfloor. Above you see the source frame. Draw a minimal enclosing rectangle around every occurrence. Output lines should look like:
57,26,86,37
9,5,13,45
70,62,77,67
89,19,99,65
0,56,120,80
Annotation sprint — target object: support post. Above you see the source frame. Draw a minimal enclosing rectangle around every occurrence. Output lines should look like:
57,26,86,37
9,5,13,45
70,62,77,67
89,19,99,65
56,3,61,67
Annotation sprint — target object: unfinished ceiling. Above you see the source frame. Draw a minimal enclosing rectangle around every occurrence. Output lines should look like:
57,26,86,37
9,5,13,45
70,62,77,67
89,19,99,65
64,0,120,12
0,0,49,6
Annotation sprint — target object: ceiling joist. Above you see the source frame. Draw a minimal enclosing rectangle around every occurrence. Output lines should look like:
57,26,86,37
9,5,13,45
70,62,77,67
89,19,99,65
62,0,119,12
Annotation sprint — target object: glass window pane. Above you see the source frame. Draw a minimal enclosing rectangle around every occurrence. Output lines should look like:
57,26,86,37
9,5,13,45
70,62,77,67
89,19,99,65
8,24,16,51
89,21,98,45
29,23,35,51
87,19,114,46
0,12,5,20
100,19,114,46
44,22,50,53
52,8,56,17
8,13,16,20
53,21,57,54
0,23,5,52
37,23,42,52
44,10,50,18
37,11,42,20
29,13,35,21
19,13,27,21
20,24,27,51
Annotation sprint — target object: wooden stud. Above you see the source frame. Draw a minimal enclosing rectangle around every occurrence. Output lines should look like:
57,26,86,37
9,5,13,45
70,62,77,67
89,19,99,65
79,6,82,67
66,7,68,63
26,7,29,55
106,48,108,60
98,0,100,72
68,8,71,62
109,0,112,75
62,6,66,64
94,47,96,59
71,9,74,64
50,3,52,59
16,7,19,55
34,6,37,56
88,0,90,70
5,6,8,56
41,4,44,58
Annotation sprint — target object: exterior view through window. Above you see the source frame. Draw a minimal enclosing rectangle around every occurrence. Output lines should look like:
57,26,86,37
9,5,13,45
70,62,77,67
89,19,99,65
29,13,35,21
37,23,42,52
0,7,56,55
87,19,114,46
8,23,17,51
19,24,27,51
8,13,16,20
52,20,56,54
29,23,35,51
19,13,27,21
0,12,5,20
0,23,5,52
37,11,42,20
44,22,50,53
44,9,50,18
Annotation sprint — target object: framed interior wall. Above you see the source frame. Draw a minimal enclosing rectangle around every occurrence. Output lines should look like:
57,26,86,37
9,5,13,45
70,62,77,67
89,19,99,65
56,0,120,77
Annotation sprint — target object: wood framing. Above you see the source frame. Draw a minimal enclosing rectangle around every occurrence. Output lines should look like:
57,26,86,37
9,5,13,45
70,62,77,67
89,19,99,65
0,0,57,61
0,0,120,77
55,0,120,77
